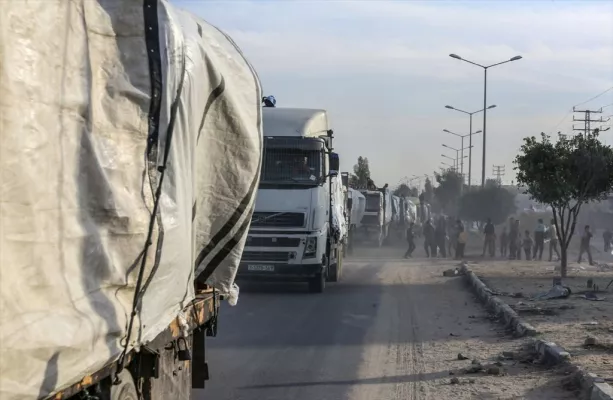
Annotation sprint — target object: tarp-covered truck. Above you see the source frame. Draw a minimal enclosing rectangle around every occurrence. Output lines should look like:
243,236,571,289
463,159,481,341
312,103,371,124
0,1,262,399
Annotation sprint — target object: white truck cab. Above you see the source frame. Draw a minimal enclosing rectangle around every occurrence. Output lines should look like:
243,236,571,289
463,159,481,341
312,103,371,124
237,107,346,293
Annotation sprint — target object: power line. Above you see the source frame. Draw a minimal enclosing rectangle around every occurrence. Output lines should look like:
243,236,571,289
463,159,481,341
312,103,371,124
549,86,613,133
574,86,613,108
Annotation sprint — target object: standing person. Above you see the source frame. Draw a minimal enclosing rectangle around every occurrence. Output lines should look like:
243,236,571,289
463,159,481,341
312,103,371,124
500,227,508,257
548,218,561,261
435,217,447,258
603,228,612,253
447,216,457,258
514,220,522,260
578,225,594,265
423,219,435,258
455,220,466,259
508,218,518,260
533,218,546,260
404,222,416,258
522,230,534,260
482,218,496,257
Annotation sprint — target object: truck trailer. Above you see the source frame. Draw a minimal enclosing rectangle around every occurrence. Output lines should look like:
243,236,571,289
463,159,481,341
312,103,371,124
0,2,262,399
236,108,347,293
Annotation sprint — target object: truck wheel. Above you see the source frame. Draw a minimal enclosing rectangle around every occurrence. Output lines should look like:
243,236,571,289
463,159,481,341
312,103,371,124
110,370,138,400
309,270,325,293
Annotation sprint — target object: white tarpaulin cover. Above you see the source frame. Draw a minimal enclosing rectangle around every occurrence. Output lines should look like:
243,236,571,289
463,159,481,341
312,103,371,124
330,176,347,240
348,189,365,227
0,1,262,399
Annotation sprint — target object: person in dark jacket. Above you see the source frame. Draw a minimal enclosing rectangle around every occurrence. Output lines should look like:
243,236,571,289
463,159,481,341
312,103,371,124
533,218,546,260
404,222,416,258
603,228,612,253
482,218,496,257
578,225,594,265
423,219,436,257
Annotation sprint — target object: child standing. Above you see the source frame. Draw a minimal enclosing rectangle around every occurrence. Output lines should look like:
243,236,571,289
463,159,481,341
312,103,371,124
522,230,534,261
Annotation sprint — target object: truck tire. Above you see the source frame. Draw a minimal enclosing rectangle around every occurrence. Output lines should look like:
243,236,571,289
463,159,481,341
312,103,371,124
309,270,325,293
110,370,138,400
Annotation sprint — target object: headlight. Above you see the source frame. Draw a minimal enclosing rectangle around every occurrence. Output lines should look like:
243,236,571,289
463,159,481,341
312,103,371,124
303,237,317,258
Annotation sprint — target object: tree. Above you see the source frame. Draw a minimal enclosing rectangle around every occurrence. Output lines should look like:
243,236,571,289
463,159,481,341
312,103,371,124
514,131,613,277
349,156,371,188
393,183,410,197
422,178,434,203
393,183,418,197
459,183,516,225
433,169,463,213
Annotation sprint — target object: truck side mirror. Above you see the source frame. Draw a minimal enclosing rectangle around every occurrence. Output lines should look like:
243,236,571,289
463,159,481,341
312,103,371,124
330,152,340,173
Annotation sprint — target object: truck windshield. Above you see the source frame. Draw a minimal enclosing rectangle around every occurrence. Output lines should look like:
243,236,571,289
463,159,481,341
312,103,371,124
261,148,322,183
365,194,380,212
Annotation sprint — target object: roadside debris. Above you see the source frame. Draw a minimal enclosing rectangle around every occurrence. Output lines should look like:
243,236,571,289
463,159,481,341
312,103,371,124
582,292,605,301
443,268,462,277
531,284,571,300
457,353,469,360
584,336,598,346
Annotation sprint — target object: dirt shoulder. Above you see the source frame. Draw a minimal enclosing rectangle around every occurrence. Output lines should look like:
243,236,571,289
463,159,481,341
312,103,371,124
465,258,613,381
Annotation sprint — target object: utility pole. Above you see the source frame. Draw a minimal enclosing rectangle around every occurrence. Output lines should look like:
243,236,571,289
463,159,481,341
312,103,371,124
572,107,608,137
492,165,505,184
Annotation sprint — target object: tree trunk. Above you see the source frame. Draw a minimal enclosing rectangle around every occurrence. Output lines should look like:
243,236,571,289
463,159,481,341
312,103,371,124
560,245,568,278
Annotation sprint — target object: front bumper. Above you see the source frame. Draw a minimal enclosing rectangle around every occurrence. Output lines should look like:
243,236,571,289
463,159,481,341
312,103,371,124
236,262,323,281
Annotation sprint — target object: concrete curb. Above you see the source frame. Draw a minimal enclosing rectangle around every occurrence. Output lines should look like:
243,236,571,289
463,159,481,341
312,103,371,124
459,263,538,337
459,262,613,400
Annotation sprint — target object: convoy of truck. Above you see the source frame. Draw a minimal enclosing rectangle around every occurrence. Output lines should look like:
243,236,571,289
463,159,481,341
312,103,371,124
0,1,430,399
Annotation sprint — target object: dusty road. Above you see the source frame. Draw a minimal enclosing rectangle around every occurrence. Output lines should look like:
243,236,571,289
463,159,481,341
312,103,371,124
194,248,576,400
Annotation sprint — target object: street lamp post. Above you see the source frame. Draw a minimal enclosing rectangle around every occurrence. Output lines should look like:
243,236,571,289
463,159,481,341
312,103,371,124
443,144,472,175
448,54,522,187
443,128,482,178
445,105,496,189
441,154,456,170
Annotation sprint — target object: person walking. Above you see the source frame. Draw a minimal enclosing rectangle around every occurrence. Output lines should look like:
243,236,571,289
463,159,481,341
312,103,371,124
404,222,416,258
548,218,561,262
513,220,522,260
482,218,496,257
447,216,457,258
500,227,508,257
603,228,612,253
423,219,436,258
577,225,594,265
435,217,447,258
508,218,518,260
533,218,546,260
522,230,534,261
455,220,466,259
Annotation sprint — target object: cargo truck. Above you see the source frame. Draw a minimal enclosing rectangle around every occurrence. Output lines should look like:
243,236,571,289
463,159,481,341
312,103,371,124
237,107,347,293
0,2,262,399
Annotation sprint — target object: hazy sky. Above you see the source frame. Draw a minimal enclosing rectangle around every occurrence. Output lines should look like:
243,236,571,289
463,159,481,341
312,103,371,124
176,0,613,188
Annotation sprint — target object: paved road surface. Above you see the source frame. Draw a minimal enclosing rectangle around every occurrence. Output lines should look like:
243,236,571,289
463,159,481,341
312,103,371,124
194,248,576,400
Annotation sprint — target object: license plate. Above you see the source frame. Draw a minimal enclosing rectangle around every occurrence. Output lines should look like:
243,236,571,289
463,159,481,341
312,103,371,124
247,264,275,272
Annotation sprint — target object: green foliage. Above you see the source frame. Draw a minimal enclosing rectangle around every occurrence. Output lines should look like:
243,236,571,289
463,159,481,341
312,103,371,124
514,131,613,276
422,178,434,203
433,169,463,210
515,133,613,209
459,184,516,225
349,156,371,188
393,183,419,198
